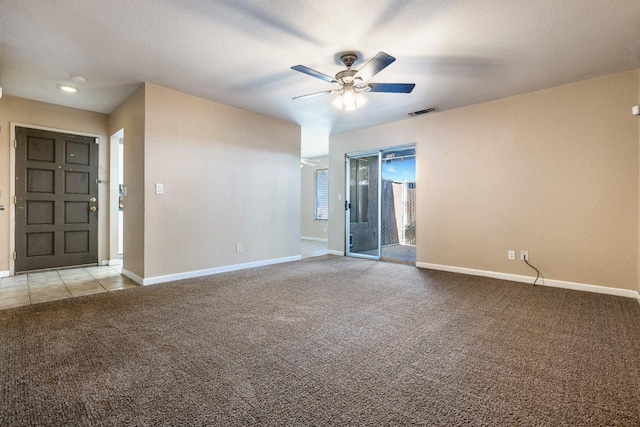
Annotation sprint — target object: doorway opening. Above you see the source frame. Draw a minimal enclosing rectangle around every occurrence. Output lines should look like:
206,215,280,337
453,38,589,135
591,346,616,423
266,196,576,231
381,148,416,262
109,129,124,265
345,145,416,263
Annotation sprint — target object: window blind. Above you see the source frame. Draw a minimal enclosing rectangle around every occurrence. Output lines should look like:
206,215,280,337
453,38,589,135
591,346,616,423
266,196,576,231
314,169,329,220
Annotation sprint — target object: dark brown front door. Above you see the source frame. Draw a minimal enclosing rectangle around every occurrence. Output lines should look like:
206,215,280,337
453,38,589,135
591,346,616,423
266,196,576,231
15,127,99,272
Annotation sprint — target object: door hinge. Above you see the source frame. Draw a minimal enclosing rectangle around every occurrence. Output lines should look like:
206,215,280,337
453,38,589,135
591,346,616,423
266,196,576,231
14,139,17,148
13,252,17,261
14,195,17,204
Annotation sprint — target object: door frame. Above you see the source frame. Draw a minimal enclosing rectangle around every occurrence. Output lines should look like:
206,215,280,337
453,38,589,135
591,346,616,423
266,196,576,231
9,123,103,275
345,149,383,260
345,144,416,260
108,129,124,267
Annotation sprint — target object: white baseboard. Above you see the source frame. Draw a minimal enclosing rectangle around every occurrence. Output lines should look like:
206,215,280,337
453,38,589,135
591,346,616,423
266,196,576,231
121,268,144,285
140,255,302,286
301,236,328,242
0,270,10,279
327,250,344,256
636,291,640,306
416,262,639,300
107,259,123,267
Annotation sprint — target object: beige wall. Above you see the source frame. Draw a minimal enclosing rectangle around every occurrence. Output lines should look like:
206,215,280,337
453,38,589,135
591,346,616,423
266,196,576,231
301,156,329,240
0,95,109,273
109,85,146,279
143,84,301,278
330,70,640,291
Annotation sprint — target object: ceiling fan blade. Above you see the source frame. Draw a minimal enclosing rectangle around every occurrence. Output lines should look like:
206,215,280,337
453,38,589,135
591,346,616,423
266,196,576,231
292,90,335,100
291,65,337,84
354,51,396,83
367,83,416,93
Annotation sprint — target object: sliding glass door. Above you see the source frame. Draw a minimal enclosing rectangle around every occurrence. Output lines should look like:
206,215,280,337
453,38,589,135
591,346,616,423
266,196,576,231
346,146,416,262
346,153,380,259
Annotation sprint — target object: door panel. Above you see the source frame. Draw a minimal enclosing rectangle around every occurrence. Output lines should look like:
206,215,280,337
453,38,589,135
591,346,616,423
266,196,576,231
15,127,99,272
26,232,54,257
27,136,56,162
380,147,416,263
27,169,55,192
346,154,380,259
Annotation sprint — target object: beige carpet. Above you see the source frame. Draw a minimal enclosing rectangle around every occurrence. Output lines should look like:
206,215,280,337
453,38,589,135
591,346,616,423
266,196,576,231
1,255,639,425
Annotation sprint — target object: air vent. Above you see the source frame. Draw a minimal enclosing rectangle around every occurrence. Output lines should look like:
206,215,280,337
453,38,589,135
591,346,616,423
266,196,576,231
408,107,439,116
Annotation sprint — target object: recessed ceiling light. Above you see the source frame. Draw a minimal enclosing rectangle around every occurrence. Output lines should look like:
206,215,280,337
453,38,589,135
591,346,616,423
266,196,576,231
70,74,87,83
58,85,77,93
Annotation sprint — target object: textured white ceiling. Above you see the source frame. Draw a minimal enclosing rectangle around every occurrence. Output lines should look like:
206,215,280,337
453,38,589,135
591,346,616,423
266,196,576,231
1,0,640,147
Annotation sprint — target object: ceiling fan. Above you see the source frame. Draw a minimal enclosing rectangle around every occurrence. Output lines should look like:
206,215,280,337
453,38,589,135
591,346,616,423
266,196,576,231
291,51,415,110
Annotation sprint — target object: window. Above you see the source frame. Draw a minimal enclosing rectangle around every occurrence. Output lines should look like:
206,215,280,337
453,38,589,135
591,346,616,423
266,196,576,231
314,169,329,220
357,160,369,223
349,158,369,223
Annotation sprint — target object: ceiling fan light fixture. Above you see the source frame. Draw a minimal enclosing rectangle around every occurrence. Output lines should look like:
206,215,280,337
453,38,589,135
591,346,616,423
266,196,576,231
332,93,344,109
342,88,356,108
332,86,367,111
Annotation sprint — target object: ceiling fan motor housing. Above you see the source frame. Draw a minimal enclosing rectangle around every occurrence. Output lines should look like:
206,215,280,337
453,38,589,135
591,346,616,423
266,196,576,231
340,53,359,68
336,69,360,86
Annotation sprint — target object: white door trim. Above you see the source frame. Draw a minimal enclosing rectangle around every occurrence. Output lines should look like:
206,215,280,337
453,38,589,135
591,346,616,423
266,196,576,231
108,129,124,265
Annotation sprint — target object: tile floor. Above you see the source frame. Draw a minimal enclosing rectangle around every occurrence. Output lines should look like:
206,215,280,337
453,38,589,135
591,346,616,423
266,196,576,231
0,266,138,311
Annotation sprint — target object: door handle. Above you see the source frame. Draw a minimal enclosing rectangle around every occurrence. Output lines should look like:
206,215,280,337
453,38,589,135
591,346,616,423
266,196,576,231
89,206,97,212
89,197,96,202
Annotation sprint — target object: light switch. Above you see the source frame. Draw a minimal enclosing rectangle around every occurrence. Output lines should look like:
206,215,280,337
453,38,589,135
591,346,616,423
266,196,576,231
155,183,164,194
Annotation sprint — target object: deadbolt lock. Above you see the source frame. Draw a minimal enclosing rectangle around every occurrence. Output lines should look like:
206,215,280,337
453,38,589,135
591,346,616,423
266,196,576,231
89,206,97,212
89,197,96,202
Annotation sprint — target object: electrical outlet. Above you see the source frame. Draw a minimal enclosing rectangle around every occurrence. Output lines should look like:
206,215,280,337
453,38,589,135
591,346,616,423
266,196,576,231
508,250,515,260
236,243,243,253
521,250,528,261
